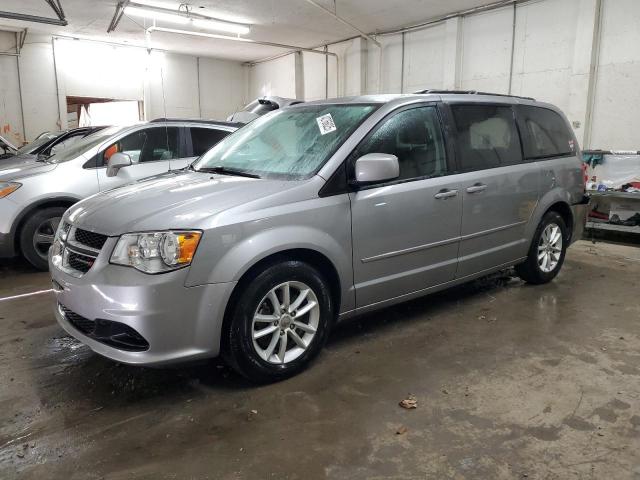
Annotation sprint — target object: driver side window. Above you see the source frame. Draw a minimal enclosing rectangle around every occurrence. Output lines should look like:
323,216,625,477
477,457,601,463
102,127,179,166
354,106,447,182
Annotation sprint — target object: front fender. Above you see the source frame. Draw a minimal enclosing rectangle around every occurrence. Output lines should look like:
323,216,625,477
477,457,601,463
185,196,355,313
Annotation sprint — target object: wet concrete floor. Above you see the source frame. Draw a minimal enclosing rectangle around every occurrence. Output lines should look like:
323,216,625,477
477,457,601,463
0,240,639,479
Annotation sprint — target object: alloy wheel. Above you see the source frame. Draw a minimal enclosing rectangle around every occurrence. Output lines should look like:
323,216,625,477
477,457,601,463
251,281,320,365
537,223,563,273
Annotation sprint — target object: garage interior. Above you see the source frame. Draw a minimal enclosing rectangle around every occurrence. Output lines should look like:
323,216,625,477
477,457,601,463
1,0,639,478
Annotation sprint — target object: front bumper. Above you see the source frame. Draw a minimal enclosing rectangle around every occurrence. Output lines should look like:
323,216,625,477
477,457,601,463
49,238,236,366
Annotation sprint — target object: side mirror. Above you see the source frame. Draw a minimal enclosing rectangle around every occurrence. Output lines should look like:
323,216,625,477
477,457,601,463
353,153,399,185
106,152,132,177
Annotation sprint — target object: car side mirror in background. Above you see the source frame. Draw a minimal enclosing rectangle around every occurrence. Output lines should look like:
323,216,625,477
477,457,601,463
353,153,399,185
106,152,132,177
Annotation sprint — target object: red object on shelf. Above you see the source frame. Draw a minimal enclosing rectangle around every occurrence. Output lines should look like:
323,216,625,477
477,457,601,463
589,210,609,220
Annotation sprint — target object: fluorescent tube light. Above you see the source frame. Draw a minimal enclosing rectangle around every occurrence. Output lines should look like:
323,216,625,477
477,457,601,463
125,6,190,25
191,18,250,35
193,18,251,35
125,5,251,35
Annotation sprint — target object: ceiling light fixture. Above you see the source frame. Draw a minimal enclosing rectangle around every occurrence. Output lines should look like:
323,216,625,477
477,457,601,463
124,4,250,35
191,18,250,35
125,6,190,25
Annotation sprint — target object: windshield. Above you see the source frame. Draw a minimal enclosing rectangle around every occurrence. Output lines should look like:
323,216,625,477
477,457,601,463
48,126,126,163
195,104,378,179
16,131,62,155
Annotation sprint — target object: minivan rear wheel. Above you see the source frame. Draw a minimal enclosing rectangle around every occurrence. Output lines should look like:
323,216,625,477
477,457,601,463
516,211,568,285
19,206,66,271
223,260,333,383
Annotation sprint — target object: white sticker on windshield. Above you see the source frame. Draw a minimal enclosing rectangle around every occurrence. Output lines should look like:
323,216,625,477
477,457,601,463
316,113,337,135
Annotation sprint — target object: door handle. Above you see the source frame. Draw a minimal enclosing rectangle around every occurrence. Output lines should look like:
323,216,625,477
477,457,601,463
434,189,458,199
466,183,487,194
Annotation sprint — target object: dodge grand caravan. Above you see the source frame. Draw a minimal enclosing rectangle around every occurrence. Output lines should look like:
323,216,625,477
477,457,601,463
50,92,588,382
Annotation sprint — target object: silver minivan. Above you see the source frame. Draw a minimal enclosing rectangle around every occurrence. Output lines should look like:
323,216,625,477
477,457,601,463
49,92,588,382
0,120,238,269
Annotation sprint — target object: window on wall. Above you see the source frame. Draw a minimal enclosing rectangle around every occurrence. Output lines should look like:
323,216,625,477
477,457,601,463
518,106,576,159
102,127,179,165
354,106,448,181
451,104,522,170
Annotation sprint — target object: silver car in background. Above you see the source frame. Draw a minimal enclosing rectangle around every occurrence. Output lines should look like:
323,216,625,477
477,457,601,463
227,96,304,124
50,92,588,382
0,120,238,269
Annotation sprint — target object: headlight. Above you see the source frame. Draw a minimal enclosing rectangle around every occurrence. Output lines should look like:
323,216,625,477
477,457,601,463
110,231,202,274
0,182,21,198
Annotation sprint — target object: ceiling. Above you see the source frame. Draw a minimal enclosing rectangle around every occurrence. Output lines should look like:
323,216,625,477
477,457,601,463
0,0,495,61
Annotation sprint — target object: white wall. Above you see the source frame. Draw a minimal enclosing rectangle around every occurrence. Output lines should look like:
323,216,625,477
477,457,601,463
249,0,640,150
511,0,581,115
590,0,640,150
147,51,200,119
19,35,61,140
0,32,248,142
199,57,247,120
460,8,513,93
0,32,24,145
249,54,297,99
403,24,446,93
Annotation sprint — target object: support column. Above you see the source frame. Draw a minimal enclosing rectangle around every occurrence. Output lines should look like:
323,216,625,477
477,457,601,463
443,17,462,90
568,0,602,148
294,50,305,99
51,37,67,130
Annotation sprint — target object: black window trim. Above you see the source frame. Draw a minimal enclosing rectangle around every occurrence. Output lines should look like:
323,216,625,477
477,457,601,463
514,104,576,161
444,101,526,173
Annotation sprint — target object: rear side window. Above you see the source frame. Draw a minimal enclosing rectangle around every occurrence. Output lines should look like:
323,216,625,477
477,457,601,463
518,106,575,159
190,127,230,156
451,105,522,171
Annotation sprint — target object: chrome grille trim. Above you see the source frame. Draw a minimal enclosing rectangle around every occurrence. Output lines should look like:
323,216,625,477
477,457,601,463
56,222,106,277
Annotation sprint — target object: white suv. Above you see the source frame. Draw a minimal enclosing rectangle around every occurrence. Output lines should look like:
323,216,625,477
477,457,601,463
0,120,238,269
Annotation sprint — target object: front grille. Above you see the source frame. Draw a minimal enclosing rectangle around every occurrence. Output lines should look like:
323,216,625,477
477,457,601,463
68,251,96,273
60,304,95,334
74,228,108,250
59,303,150,352
56,223,107,276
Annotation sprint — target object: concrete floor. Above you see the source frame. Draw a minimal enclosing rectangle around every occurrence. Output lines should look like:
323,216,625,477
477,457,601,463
0,240,639,479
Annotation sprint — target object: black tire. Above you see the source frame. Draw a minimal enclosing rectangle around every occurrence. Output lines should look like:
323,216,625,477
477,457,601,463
516,211,568,285
223,260,334,383
19,207,66,271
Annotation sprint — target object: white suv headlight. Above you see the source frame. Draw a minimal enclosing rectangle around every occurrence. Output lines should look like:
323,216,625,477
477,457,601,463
110,231,202,274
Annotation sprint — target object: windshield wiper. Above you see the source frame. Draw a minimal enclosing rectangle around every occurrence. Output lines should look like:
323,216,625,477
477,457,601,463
196,166,260,179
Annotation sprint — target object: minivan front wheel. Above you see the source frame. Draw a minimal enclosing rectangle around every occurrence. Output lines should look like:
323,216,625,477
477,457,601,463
19,206,66,271
516,211,568,284
224,260,333,383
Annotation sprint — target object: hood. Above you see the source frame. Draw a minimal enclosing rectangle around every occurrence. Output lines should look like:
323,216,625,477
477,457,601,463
66,171,307,236
0,155,57,180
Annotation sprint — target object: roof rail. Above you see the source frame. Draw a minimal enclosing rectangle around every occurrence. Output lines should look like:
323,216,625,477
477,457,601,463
414,89,535,101
150,118,241,128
